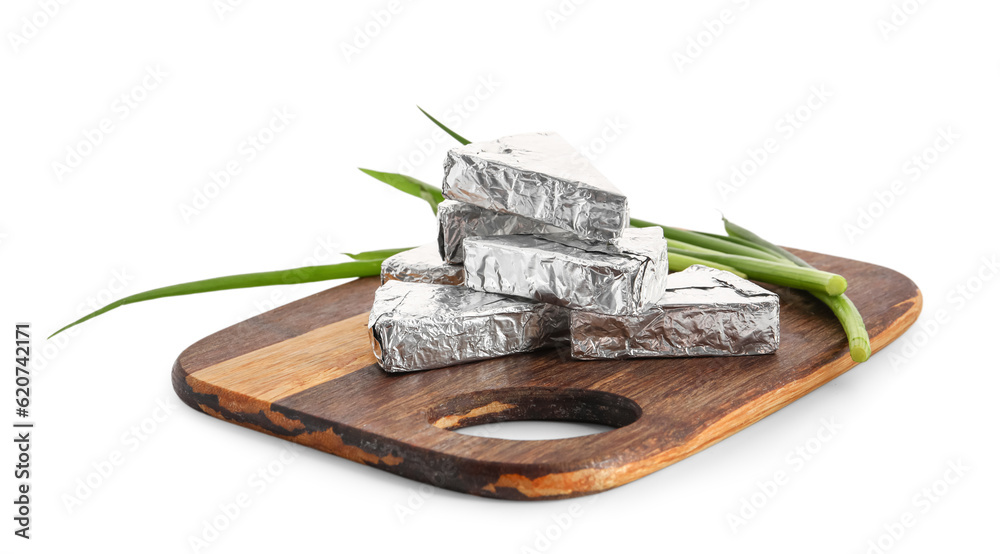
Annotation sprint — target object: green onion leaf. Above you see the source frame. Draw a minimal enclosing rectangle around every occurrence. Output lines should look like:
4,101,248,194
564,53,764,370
49,250,405,338
417,106,470,145
691,230,783,259
668,252,748,279
665,238,725,258
722,217,811,267
631,218,785,262
358,168,443,214
669,248,848,296
345,247,414,261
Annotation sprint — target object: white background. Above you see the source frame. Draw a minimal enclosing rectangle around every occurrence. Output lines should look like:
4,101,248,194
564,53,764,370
3,1,998,552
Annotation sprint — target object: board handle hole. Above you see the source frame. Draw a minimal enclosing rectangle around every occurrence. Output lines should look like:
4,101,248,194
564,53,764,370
427,388,641,440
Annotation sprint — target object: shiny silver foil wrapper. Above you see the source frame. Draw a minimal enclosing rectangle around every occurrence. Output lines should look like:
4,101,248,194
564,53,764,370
463,227,669,316
442,132,629,241
368,280,568,373
437,200,562,264
380,243,464,286
570,265,780,360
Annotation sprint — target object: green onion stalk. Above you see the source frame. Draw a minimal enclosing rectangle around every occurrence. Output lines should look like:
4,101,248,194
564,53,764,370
721,217,870,362
48,250,409,338
51,107,870,364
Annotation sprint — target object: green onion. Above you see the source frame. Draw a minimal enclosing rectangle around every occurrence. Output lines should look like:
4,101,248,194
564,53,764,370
691,231,783,258
358,168,443,215
53,106,869,368
631,218,786,262
722,217,870,362
810,292,871,362
668,252,748,279
49,250,401,338
417,106,471,145
355,161,849,299
345,247,413,261
374,113,865,358
669,248,848,296
722,217,811,267
665,238,724,258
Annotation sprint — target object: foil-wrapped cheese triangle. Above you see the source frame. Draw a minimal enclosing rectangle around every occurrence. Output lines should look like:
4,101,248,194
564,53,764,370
368,280,568,373
463,227,669,316
381,243,464,286
569,265,780,359
443,132,629,241
436,200,562,264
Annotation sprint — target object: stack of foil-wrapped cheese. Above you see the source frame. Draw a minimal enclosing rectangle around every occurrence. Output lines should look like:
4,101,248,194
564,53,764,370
369,132,780,373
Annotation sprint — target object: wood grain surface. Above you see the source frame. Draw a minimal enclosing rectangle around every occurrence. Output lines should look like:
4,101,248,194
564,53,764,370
172,250,921,500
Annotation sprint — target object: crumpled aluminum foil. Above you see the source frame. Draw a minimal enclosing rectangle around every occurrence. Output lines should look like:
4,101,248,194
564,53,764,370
368,280,568,373
380,243,464,286
442,132,629,241
463,227,669,316
437,200,562,263
569,265,780,359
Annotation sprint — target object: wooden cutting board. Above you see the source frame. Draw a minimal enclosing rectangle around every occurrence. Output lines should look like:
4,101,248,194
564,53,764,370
172,249,920,500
